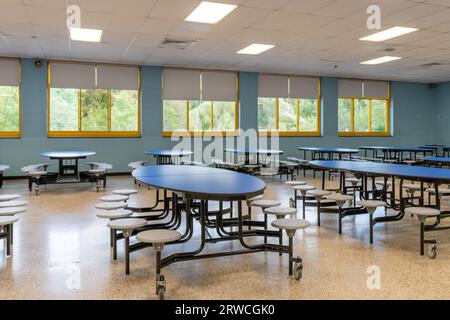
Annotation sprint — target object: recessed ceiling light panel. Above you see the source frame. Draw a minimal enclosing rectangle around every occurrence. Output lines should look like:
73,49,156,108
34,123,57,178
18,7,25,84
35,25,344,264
185,1,237,24
359,26,418,42
70,27,103,42
236,44,275,55
360,56,402,65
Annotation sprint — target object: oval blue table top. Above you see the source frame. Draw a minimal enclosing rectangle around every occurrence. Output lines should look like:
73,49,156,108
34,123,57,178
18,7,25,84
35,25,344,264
133,165,266,201
224,148,283,154
40,151,96,159
423,156,450,163
359,146,433,152
298,147,359,153
144,149,193,157
310,160,450,182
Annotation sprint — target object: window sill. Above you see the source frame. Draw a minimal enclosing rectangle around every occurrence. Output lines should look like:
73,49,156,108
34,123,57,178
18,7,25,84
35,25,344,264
338,132,391,137
162,131,239,137
258,131,321,137
48,131,141,138
0,132,21,138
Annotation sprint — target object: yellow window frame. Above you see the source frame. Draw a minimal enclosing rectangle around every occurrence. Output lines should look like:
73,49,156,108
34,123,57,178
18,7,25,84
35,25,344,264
338,97,391,137
258,79,321,137
0,59,22,139
162,72,239,137
47,63,141,138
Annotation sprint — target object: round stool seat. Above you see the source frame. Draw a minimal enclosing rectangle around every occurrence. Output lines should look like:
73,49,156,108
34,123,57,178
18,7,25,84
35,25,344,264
264,206,297,217
307,190,331,198
425,187,450,195
0,200,28,208
29,171,46,177
137,229,181,244
100,195,129,202
285,181,306,186
326,193,353,205
375,180,392,187
0,216,19,226
0,195,20,202
346,178,361,185
358,200,386,208
271,218,310,230
0,207,26,216
246,195,263,205
293,185,316,192
96,209,133,219
403,183,422,191
405,207,440,217
251,200,281,208
113,189,139,196
90,169,106,175
95,202,127,210
107,218,147,230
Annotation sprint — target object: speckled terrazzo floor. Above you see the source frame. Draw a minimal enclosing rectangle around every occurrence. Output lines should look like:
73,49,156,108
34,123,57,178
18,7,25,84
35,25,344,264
0,174,449,300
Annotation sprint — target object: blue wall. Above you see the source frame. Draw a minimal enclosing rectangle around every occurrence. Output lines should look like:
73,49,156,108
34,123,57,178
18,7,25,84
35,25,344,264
0,58,439,176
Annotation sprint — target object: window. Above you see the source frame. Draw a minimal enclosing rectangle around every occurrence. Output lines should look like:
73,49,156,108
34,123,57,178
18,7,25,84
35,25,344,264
338,79,390,136
258,74,320,136
162,69,238,136
48,62,140,137
0,59,21,138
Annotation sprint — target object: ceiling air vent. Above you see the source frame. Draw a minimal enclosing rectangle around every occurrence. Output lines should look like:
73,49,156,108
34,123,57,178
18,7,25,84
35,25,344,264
160,38,196,50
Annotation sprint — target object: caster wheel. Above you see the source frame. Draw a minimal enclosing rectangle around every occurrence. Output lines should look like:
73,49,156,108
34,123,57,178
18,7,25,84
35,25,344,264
293,262,303,280
427,244,437,259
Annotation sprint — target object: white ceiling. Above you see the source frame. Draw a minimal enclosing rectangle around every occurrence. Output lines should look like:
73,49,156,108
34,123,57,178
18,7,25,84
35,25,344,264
1,0,450,82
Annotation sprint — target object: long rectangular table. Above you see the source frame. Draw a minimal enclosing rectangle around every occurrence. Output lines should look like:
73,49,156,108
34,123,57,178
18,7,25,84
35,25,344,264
359,146,433,162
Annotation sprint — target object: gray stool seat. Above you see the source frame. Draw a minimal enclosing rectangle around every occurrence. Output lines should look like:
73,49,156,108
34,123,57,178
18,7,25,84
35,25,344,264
346,178,361,185
251,199,281,208
425,187,450,195
293,185,316,192
375,180,392,187
264,206,297,217
0,200,28,208
0,195,20,202
107,218,147,230
96,209,133,219
285,180,306,186
113,189,139,196
95,202,127,210
100,195,129,202
403,183,422,191
89,168,106,174
307,190,331,198
131,211,165,218
246,195,263,206
326,193,353,205
405,207,440,217
271,218,310,230
137,229,181,244
358,200,386,209
0,216,19,226
0,207,26,216
29,171,46,177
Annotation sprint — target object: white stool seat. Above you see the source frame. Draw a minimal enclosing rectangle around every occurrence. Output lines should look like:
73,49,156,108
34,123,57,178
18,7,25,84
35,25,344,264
96,209,133,219
271,218,310,230
307,190,331,197
137,229,181,244
100,195,129,202
326,194,353,202
0,207,26,216
0,216,19,226
425,187,450,195
89,169,106,174
405,207,440,217
346,178,361,185
358,200,386,208
293,185,316,192
246,195,263,204
403,183,422,191
107,218,147,230
113,189,139,196
0,195,20,202
95,202,127,210
264,206,297,217
285,181,306,186
251,200,282,208
29,171,46,176
0,200,28,208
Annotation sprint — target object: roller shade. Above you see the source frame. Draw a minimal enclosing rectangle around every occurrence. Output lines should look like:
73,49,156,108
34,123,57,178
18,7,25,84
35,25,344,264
163,69,201,100
201,71,236,101
290,76,319,99
97,65,139,90
258,74,289,98
0,59,20,86
364,80,389,99
338,79,363,98
50,62,96,89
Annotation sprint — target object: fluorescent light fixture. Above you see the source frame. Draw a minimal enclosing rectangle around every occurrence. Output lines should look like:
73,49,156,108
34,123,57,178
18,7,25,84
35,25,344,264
70,27,103,42
360,56,402,65
185,1,237,24
237,44,275,55
359,26,418,42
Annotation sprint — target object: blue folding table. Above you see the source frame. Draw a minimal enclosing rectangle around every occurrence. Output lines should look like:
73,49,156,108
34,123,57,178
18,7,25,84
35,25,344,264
144,149,193,165
224,148,283,165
